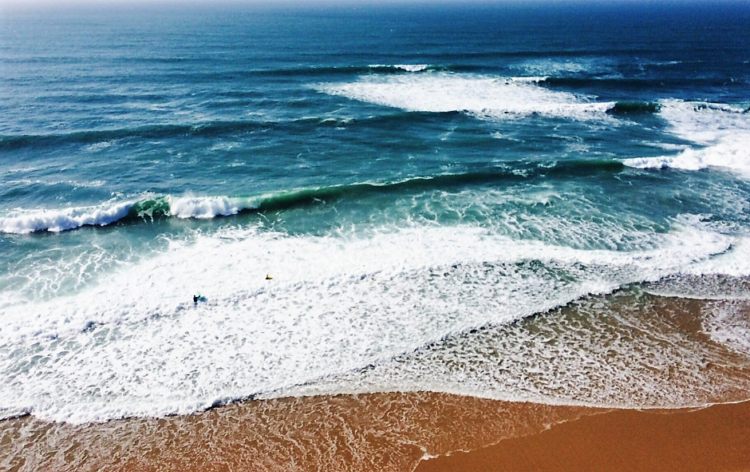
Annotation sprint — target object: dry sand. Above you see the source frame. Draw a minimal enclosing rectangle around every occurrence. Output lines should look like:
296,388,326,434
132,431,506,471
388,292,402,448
417,400,750,472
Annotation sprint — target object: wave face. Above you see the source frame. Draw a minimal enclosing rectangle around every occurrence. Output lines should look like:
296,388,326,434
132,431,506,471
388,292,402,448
2,2,750,424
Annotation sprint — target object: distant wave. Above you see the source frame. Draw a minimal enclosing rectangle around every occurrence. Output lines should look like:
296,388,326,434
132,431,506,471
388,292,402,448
368,64,431,73
3,76,688,152
0,161,627,234
0,111,461,151
317,73,617,121
256,63,450,77
540,76,748,93
0,121,269,151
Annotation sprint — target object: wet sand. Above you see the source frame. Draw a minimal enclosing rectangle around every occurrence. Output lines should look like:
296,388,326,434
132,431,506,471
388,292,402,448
3,393,750,472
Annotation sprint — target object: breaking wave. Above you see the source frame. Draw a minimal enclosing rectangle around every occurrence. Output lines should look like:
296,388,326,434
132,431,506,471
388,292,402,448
0,162,629,234
316,72,616,121
623,100,750,177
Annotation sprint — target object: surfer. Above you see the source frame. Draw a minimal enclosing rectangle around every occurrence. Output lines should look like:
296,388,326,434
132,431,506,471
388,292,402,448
266,274,273,280
193,294,199,303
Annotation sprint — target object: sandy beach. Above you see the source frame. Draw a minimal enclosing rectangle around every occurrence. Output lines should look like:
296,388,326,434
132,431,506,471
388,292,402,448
3,393,749,472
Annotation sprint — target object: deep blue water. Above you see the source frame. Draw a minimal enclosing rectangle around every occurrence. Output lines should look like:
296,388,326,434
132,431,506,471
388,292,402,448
2,2,750,423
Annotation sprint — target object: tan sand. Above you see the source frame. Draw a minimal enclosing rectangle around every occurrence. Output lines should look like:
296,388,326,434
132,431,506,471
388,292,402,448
417,400,750,472
3,393,750,472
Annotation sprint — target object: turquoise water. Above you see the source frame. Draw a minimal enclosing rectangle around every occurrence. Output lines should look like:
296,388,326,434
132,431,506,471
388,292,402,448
2,2,750,423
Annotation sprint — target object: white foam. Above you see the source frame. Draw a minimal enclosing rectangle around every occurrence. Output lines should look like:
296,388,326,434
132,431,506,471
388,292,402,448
0,219,738,423
659,100,750,145
316,73,614,121
0,201,134,234
167,195,261,219
703,301,750,356
282,286,750,409
3,179,106,189
687,236,750,278
368,64,429,72
394,64,429,72
623,133,750,176
83,141,114,152
624,100,750,177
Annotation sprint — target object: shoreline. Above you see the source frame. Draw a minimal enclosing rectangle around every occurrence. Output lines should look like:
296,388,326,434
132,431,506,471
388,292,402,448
4,393,750,472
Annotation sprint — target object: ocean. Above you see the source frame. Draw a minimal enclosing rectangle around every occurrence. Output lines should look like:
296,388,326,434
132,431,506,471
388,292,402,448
2,1,750,425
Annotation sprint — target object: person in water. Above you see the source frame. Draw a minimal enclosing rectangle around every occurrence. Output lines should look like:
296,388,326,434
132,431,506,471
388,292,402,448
193,294,198,303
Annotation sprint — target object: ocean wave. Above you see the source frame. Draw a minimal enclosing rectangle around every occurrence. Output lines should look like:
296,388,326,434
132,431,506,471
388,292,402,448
0,109,453,150
166,195,261,219
623,100,750,177
0,163,630,234
316,72,616,121
509,57,615,78
0,121,271,150
623,134,750,176
0,202,135,234
368,64,432,73
254,63,448,77
0,196,262,234
540,76,746,92
658,99,750,144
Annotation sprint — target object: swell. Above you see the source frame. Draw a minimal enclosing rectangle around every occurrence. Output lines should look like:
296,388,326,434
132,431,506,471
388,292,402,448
541,76,748,92
0,121,269,151
0,104,634,152
0,112,464,151
1,160,626,234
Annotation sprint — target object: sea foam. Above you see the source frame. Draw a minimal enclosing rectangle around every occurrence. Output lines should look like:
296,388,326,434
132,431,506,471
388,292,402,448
0,220,741,423
167,195,261,219
317,73,614,121
624,100,750,177
623,134,750,176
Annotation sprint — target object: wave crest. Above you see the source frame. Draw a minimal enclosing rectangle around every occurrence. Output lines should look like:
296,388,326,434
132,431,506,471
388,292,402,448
0,202,135,234
1,163,630,234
